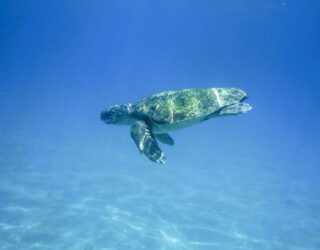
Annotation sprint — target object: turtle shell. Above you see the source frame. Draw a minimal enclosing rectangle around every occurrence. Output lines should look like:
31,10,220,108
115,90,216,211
133,88,246,131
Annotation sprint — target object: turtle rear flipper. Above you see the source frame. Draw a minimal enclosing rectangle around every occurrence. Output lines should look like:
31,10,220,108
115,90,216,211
130,120,166,164
218,103,252,115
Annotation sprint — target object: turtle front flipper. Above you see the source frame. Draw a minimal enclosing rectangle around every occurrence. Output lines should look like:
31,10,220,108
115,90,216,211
130,120,166,164
155,133,174,145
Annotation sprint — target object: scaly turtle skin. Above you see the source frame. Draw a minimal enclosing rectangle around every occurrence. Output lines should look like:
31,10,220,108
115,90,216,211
100,87,252,164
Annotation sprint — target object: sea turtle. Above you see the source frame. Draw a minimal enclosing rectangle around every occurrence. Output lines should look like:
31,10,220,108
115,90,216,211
100,87,252,164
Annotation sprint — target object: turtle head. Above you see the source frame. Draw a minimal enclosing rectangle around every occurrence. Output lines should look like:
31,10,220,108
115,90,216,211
100,104,133,125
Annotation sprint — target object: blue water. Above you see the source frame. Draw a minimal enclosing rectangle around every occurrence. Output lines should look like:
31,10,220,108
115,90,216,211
1,1,320,249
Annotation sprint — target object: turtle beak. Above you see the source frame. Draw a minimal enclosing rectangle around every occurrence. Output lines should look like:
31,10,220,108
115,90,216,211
100,110,111,123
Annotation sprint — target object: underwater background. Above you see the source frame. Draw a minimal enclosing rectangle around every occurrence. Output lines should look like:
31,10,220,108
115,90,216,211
0,1,320,249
